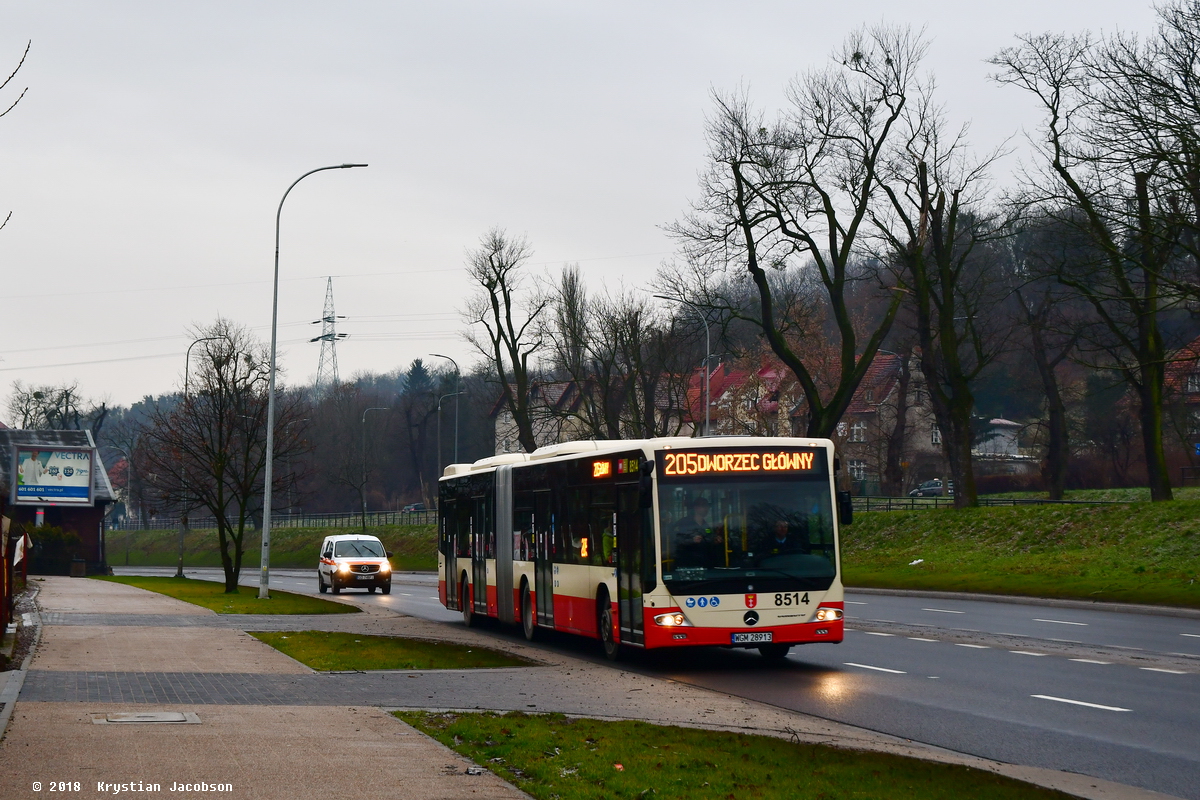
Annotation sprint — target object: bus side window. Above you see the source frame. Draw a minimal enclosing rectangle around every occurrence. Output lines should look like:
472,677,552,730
515,508,534,560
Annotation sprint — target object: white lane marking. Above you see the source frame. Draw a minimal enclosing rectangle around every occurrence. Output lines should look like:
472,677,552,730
1034,618,1088,626
845,601,868,605
956,643,989,649
428,597,439,600
400,593,413,596
908,637,938,642
1070,659,1111,664
863,632,894,637
1140,667,1188,674
845,662,906,674
1032,694,1130,712
1010,651,1048,656
1181,633,1200,638
928,676,940,679
922,608,964,614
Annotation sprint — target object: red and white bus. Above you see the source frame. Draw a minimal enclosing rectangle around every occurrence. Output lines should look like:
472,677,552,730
437,436,849,660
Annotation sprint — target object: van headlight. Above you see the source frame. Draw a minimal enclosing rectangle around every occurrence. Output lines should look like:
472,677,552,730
379,561,391,574
653,613,692,627
814,607,843,622
337,562,351,574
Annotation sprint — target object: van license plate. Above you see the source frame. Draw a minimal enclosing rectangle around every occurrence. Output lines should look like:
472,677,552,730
732,632,772,644
356,575,374,580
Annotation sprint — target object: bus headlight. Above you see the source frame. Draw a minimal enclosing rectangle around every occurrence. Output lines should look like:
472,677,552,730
814,607,843,622
653,613,692,627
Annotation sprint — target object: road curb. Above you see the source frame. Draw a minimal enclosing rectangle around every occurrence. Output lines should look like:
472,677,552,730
847,586,1200,620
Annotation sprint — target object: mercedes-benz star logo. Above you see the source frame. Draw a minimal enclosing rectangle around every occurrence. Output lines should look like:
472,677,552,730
743,610,759,626
359,565,369,573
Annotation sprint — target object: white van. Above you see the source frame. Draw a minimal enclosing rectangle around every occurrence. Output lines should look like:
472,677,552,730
318,534,392,594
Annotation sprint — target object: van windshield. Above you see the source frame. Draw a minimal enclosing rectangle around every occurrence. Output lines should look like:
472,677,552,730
334,540,385,558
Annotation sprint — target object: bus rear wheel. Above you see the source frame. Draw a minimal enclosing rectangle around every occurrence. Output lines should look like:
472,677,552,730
521,583,538,642
758,643,792,660
598,591,620,661
461,580,475,628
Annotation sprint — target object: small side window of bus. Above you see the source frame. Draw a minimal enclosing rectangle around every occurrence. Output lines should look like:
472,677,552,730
515,507,534,560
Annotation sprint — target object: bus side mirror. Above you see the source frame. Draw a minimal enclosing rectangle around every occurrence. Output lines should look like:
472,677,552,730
639,460,655,509
837,490,853,526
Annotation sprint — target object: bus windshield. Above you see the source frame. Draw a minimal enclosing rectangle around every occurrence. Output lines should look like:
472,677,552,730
658,477,836,595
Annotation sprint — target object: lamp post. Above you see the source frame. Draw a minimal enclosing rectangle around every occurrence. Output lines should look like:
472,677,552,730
177,336,221,578
360,407,389,530
429,353,461,463
436,390,466,479
654,294,712,436
261,163,367,599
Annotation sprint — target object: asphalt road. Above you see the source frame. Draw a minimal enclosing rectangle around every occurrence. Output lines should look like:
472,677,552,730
116,568,1200,799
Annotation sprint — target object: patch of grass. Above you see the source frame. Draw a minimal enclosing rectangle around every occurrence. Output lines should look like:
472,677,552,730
107,524,437,571
250,631,532,671
94,575,359,614
982,487,1200,502
845,501,1200,608
400,711,1072,800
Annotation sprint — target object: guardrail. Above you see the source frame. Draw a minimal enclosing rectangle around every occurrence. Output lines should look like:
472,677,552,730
852,496,1122,512
108,509,438,531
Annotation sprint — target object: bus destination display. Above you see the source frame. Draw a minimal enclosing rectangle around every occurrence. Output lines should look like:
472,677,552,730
660,449,823,477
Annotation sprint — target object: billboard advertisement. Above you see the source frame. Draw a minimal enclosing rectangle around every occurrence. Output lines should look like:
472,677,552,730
11,446,95,506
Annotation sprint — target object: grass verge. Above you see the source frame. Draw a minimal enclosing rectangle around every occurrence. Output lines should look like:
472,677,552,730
94,575,359,614
250,630,533,671
106,524,437,571
846,500,1200,608
400,711,1072,800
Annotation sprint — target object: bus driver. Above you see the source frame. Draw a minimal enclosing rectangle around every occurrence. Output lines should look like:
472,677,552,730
672,496,722,565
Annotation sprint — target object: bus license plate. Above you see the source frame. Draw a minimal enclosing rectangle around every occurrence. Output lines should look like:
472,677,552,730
732,632,773,644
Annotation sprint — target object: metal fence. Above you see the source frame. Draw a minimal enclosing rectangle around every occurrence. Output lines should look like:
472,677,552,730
108,509,438,531
852,495,1121,512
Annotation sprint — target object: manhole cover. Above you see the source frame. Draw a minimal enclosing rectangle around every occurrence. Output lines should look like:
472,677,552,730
93,712,200,725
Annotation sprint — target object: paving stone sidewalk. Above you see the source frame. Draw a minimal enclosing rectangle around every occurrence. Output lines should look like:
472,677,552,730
0,576,1178,800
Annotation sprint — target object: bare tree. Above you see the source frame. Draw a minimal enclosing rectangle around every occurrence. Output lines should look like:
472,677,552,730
140,319,308,592
992,29,1196,501
666,25,927,437
7,381,109,436
464,229,548,453
873,84,1010,507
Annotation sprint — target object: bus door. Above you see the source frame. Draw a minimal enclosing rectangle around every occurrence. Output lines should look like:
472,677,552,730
615,486,645,644
443,499,459,610
494,465,516,624
472,494,489,615
533,491,554,627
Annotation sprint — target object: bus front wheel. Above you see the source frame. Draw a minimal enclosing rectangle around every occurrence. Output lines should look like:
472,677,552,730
521,583,538,642
759,643,792,660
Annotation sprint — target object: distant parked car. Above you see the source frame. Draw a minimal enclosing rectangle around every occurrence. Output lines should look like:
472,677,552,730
402,503,428,513
909,479,951,497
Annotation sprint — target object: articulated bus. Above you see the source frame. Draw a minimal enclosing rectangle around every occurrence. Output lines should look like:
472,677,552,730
437,436,849,660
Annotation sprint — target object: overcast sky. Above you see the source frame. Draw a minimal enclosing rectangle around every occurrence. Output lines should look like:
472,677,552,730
0,1,1161,412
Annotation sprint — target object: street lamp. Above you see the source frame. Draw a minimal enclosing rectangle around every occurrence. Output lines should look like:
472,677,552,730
654,294,712,436
184,336,222,400
261,163,367,600
177,335,222,578
361,406,389,529
436,390,466,479
429,353,461,463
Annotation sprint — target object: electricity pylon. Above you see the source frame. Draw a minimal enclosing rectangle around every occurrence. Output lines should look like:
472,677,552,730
311,276,348,393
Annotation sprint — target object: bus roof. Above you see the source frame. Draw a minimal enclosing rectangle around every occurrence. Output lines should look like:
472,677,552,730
441,436,835,479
